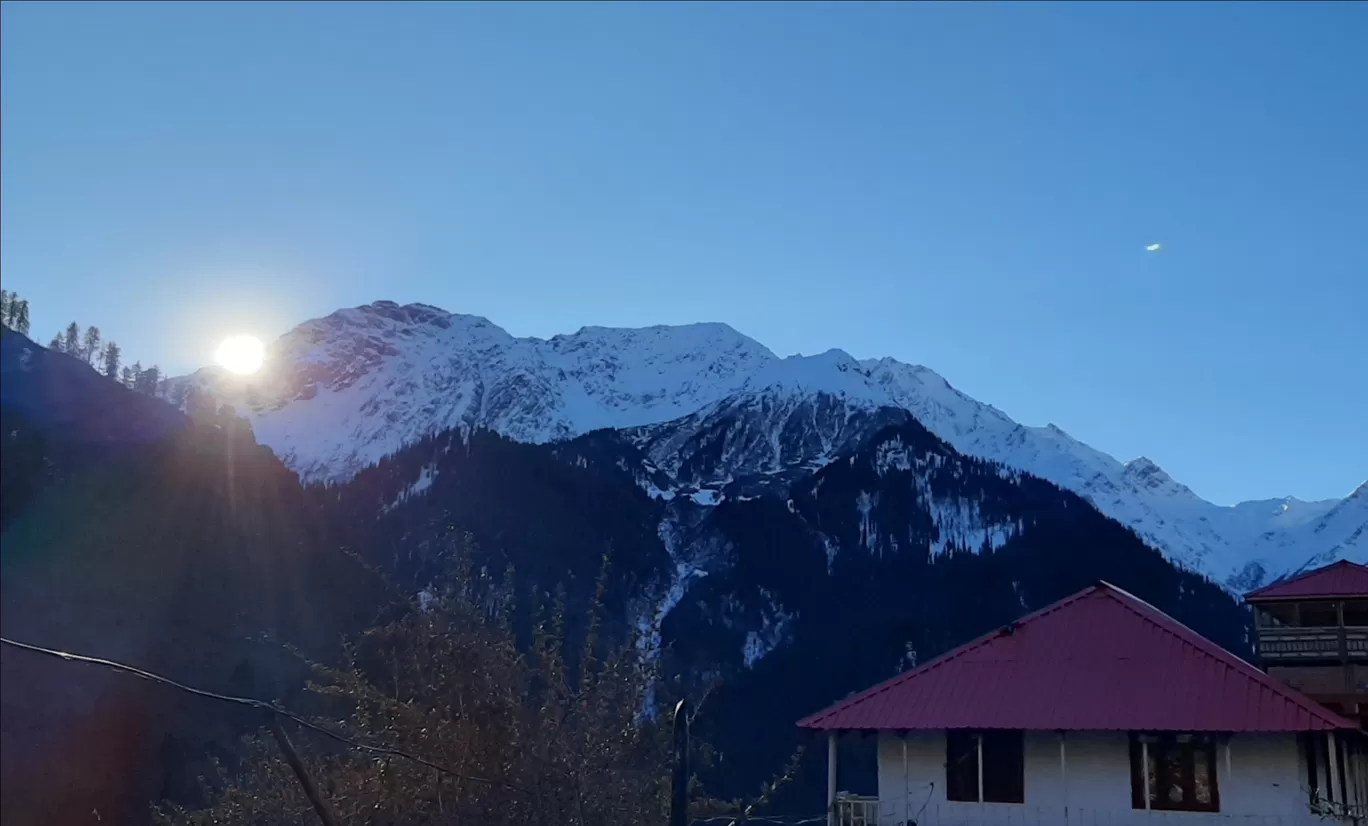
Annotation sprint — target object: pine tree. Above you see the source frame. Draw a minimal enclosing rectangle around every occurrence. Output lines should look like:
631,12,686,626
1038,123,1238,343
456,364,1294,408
62,322,80,355
49,334,64,351
82,327,101,365
101,341,122,379
135,365,161,396
120,364,138,389
12,300,28,336
0,291,31,335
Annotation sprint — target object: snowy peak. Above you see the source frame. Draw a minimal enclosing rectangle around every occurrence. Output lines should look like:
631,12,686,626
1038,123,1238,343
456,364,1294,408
184,300,1365,590
1121,456,1194,498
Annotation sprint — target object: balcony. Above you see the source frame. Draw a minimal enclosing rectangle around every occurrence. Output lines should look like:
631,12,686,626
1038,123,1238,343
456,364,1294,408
1266,663,1368,699
1256,626,1368,663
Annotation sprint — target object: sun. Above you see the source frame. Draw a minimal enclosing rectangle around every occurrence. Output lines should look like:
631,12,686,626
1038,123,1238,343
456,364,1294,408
215,335,265,375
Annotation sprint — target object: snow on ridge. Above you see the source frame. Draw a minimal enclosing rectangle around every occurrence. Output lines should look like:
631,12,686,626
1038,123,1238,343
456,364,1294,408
742,588,794,669
383,463,437,513
184,300,1364,589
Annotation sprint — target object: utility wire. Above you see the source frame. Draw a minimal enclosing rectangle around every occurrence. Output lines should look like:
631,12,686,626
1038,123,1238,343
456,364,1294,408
0,635,529,794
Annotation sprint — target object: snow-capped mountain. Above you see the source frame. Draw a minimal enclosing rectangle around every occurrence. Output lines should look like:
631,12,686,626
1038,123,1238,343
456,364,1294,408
185,300,1365,589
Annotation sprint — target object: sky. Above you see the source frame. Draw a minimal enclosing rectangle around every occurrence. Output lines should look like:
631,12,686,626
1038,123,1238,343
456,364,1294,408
2,1,1364,505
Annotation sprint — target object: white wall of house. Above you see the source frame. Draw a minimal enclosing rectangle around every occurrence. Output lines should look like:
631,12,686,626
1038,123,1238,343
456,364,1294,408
869,730,1337,826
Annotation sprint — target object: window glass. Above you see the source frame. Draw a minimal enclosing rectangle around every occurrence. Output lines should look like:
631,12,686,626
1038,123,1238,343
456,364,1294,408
981,731,1024,804
1129,734,1220,813
945,731,978,803
945,730,1024,804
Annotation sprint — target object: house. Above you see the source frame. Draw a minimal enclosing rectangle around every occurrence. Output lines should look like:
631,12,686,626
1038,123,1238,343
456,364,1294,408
1248,560,1368,727
797,580,1368,826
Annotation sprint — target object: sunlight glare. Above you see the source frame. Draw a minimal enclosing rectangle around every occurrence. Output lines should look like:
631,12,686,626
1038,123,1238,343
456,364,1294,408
215,335,265,375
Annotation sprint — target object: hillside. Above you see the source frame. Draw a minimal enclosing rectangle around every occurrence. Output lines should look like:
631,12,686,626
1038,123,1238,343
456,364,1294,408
0,329,379,825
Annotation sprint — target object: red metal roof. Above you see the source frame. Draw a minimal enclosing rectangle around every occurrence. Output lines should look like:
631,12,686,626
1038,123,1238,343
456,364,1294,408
1245,560,1368,602
797,582,1357,733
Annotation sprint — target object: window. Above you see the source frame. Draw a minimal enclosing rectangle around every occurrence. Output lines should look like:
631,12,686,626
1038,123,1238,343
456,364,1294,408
1259,603,1298,627
1301,602,1339,628
945,730,1024,804
1129,734,1220,812
1342,600,1368,627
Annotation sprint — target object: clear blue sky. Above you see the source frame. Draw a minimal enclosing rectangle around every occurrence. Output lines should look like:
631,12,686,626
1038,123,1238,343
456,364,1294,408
2,1,1364,505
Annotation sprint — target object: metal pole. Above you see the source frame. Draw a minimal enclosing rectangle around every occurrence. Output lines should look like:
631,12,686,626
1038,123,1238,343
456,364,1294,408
270,714,341,826
672,700,690,826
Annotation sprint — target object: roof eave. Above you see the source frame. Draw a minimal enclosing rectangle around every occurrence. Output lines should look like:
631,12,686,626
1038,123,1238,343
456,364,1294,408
1246,592,1368,604
797,722,1362,733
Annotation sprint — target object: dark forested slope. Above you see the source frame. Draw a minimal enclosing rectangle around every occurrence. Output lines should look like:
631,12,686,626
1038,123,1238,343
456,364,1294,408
0,330,379,825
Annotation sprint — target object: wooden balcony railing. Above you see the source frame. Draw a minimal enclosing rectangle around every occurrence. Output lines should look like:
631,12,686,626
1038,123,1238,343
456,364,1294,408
1257,626,1368,662
1266,664,1368,697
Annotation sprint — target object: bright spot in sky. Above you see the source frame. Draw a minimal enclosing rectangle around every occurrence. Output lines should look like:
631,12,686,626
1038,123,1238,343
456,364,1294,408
215,335,265,375
1146,243,1163,252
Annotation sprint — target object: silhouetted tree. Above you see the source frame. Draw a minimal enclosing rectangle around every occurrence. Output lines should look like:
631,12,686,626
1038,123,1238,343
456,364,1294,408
82,326,101,365
63,322,80,355
0,290,31,336
135,365,161,396
101,341,122,379
155,541,785,826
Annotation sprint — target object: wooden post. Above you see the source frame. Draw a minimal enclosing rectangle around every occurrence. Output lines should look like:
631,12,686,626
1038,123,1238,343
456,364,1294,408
827,732,838,826
902,735,909,826
1141,739,1152,810
1059,731,1068,824
1339,602,1354,697
672,700,690,826
976,734,984,803
1351,743,1362,820
1329,732,1342,807
269,714,341,826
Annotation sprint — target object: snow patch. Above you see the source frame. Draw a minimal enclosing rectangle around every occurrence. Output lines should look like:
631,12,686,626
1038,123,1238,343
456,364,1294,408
741,589,794,668
689,489,724,506
383,463,437,513
636,513,709,715
639,478,677,501
856,491,879,553
928,497,1016,556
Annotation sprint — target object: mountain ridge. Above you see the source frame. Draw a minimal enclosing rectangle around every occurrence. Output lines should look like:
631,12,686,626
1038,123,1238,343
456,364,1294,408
183,300,1365,590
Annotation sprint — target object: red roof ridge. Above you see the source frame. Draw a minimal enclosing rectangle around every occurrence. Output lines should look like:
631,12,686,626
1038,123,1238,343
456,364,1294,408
1246,559,1368,601
797,585,1104,729
1093,584,1355,730
798,581,1359,732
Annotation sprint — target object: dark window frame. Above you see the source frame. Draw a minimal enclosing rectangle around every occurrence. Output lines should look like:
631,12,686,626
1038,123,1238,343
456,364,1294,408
945,730,1024,804
1128,733,1220,813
